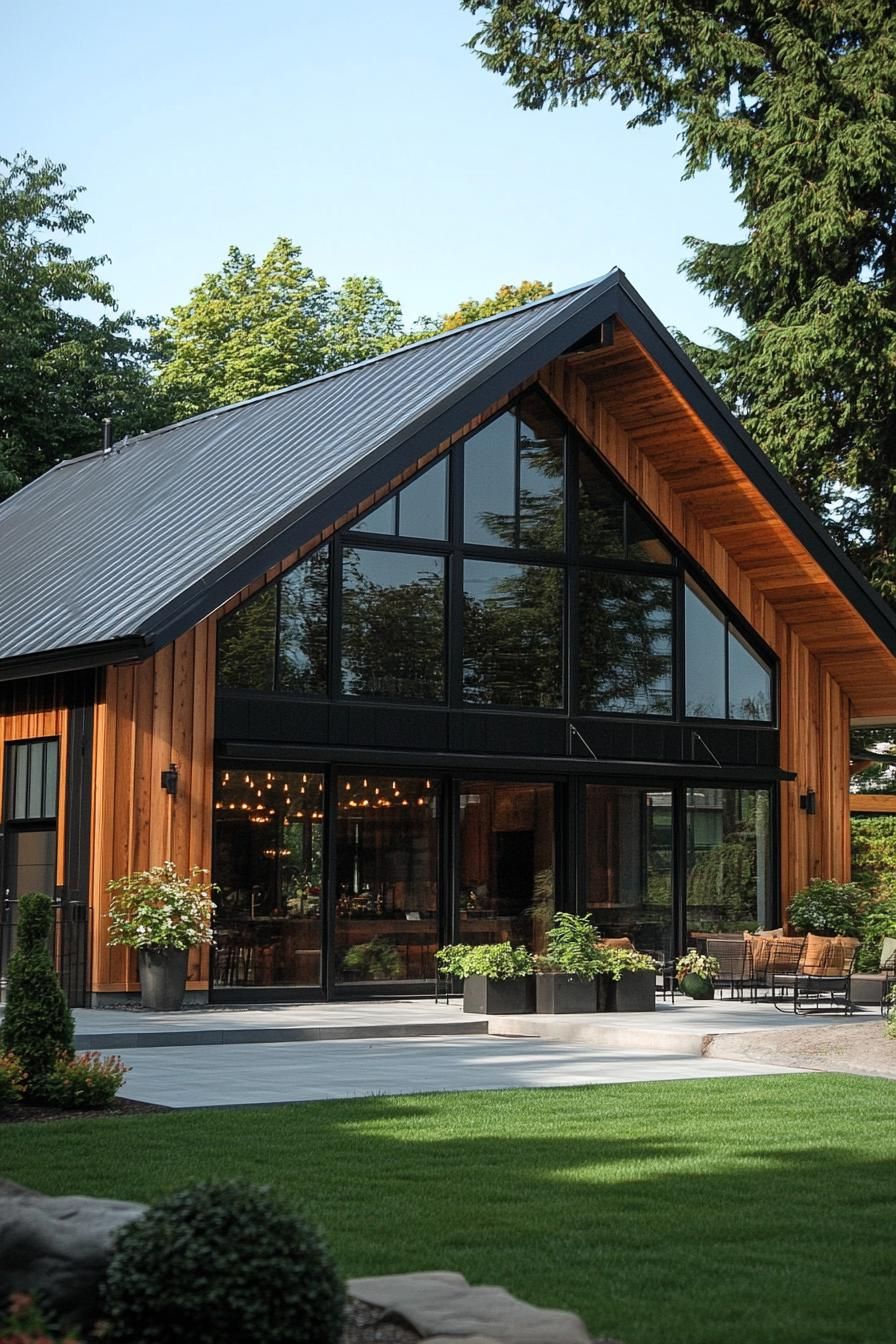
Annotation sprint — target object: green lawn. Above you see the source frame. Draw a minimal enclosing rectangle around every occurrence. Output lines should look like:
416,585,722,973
2,1074,894,1344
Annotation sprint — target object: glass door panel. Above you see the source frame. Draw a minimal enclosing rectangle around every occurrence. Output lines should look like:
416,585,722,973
583,784,674,959
334,774,439,987
686,787,771,935
458,781,555,953
212,768,324,989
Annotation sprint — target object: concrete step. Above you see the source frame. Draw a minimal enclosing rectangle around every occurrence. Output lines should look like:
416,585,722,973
487,1014,713,1057
74,1017,489,1050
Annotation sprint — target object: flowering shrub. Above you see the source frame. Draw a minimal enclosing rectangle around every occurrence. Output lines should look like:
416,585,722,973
37,1051,129,1109
675,950,720,985
0,1292,81,1343
0,1052,27,1105
108,862,215,951
788,879,867,937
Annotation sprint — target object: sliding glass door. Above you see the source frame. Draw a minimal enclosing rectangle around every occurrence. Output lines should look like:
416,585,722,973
333,773,439,988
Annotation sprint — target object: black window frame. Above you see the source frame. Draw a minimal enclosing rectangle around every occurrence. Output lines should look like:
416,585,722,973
214,388,778,726
3,737,60,825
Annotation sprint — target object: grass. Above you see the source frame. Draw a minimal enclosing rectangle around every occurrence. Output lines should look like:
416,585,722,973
2,1074,894,1344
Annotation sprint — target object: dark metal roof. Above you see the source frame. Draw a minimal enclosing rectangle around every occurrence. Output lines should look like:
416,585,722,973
2,266,896,682
0,275,622,679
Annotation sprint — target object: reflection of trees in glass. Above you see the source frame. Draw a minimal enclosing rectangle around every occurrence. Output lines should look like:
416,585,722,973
341,548,445,700
278,548,329,692
217,586,276,690
463,561,563,707
579,573,672,715
687,789,769,927
466,391,565,551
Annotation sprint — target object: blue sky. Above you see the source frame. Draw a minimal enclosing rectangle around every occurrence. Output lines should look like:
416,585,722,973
5,0,743,340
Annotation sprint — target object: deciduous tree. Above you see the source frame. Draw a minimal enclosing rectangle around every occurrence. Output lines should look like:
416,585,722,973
0,152,159,499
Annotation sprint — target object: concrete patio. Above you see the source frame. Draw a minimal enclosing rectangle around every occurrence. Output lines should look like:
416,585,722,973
47,995,880,1109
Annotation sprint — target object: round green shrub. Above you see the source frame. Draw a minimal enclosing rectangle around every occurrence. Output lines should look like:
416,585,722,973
0,892,74,1095
680,973,715,1000
788,879,867,937
102,1180,345,1344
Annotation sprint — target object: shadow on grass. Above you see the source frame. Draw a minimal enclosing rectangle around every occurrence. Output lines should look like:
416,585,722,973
3,1074,894,1344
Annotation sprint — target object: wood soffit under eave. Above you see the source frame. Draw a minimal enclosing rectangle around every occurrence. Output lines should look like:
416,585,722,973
553,329,896,719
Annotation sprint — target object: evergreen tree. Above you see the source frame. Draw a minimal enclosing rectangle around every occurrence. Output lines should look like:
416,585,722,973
0,891,74,1095
462,3,896,595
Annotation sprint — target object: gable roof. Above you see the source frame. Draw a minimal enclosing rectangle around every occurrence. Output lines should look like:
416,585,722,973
1,268,896,717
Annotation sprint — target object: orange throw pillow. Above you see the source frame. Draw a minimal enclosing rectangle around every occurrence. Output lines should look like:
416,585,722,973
744,933,770,975
801,933,834,975
599,937,635,950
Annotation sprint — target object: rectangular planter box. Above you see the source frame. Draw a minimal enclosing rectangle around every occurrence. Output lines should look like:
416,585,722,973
535,973,598,1014
605,969,656,1012
463,974,536,1015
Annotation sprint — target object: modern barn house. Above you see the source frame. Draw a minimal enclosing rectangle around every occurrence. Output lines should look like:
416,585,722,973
2,271,896,1006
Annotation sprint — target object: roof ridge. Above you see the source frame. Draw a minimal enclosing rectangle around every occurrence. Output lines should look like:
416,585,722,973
110,276,606,451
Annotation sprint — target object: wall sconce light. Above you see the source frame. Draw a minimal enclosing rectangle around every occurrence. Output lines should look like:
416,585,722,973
160,763,179,799
799,787,817,815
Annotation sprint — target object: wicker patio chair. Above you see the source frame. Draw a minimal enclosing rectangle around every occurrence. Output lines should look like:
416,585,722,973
766,936,806,1009
706,937,749,1000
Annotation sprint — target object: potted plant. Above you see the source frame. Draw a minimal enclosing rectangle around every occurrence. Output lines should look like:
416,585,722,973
675,949,720,1000
435,941,535,1014
597,946,659,1012
108,862,215,1010
533,913,601,1013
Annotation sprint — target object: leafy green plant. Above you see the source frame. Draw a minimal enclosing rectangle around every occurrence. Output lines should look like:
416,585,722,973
37,1051,129,1109
788,880,867,937
107,863,215,951
0,1051,27,1105
851,816,896,898
886,984,896,1041
102,1180,345,1344
595,946,658,982
434,943,473,978
0,892,74,1097
1,1292,81,1343
537,912,601,978
434,942,534,980
855,894,896,971
340,938,401,980
674,950,721,985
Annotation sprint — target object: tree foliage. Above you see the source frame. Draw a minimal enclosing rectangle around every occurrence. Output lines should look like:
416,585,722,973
462,3,896,595
407,278,554,343
0,152,160,499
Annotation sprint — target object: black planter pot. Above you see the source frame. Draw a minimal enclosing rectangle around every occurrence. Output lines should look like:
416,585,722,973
138,947,189,1011
605,969,656,1013
463,974,536,1015
535,974,598,1014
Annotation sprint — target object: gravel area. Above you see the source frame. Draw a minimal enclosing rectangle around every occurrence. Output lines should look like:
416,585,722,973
342,1299,419,1344
707,1018,896,1078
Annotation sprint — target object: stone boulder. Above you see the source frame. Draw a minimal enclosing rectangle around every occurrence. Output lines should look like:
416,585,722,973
0,1179,147,1328
348,1270,599,1344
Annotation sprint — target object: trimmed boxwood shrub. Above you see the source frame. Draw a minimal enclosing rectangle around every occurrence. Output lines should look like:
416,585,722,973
103,1181,345,1344
0,892,73,1095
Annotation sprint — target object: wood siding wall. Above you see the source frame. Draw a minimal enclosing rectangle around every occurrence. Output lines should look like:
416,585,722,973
540,364,852,900
89,629,217,993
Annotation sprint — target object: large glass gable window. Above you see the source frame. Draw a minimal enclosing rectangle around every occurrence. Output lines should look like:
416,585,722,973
216,390,774,722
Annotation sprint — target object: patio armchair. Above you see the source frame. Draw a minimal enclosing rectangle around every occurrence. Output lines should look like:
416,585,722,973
849,936,896,1014
769,934,857,1014
706,937,752,1001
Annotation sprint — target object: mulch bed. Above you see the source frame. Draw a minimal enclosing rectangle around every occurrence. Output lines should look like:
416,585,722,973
0,1097,170,1125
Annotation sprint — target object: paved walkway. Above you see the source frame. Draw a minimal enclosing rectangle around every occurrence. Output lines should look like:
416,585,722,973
115,1033,801,1108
